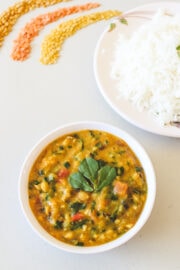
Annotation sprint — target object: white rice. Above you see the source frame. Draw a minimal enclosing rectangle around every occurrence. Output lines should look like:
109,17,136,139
111,10,180,126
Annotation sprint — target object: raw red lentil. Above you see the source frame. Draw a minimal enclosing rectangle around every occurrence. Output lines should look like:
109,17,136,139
40,9,121,64
11,2,100,61
0,0,69,48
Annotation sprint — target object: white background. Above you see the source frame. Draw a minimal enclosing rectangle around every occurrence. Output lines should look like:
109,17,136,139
0,0,180,269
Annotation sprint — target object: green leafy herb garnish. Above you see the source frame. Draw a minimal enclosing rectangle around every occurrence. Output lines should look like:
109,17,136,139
69,172,94,192
79,157,99,182
119,16,128,25
96,165,116,192
69,157,116,193
176,45,180,57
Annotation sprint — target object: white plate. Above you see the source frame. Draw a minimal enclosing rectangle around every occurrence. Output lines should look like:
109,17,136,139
94,2,180,138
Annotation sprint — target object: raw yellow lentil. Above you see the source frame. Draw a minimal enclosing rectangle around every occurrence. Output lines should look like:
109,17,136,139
11,2,100,61
40,9,121,64
0,0,69,48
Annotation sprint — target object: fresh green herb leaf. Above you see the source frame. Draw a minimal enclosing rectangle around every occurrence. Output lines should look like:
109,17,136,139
79,157,99,182
96,165,116,192
119,16,128,25
69,157,116,193
69,172,93,192
176,45,180,57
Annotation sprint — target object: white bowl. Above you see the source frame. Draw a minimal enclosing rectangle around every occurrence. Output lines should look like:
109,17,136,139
19,121,156,254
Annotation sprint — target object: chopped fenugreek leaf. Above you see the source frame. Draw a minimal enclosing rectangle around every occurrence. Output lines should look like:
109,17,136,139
64,161,71,168
54,220,63,229
135,166,143,172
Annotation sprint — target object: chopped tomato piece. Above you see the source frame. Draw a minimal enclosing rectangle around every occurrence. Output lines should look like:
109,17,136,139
35,197,43,212
71,212,84,222
57,168,70,179
116,140,126,146
113,181,128,197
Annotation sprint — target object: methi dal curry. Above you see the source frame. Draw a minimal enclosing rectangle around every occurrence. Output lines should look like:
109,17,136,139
28,130,147,246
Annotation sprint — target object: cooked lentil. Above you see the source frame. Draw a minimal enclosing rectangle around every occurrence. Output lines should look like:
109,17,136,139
40,10,121,64
28,129,147,247
11,2,100,61
0,0,69,48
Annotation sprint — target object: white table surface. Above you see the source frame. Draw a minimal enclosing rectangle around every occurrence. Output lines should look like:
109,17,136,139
0,0,180,269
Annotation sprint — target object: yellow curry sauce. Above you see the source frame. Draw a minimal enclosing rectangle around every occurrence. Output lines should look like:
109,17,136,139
28,130,147,247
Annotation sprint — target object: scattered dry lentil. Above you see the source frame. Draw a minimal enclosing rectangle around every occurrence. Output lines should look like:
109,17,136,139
40,10,121,64
0,0,69,48
11,2,100,61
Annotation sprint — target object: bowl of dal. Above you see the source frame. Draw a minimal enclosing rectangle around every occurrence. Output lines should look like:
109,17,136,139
19,121,156,254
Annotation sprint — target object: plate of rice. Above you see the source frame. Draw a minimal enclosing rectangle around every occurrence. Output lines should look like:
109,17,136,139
94,2,180,137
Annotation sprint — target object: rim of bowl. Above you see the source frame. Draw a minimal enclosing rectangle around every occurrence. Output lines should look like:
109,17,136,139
19,121,156,254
